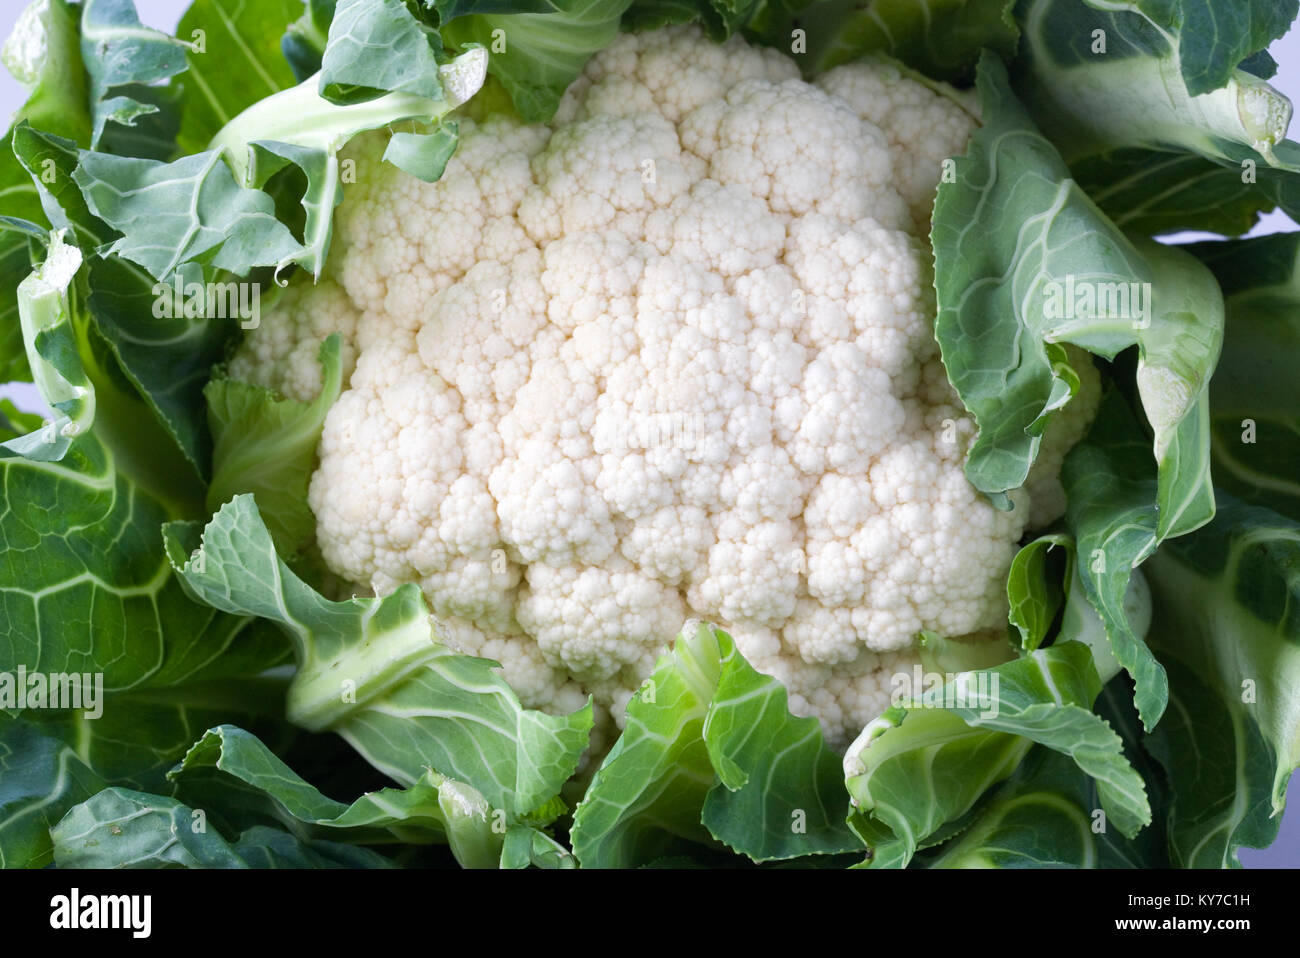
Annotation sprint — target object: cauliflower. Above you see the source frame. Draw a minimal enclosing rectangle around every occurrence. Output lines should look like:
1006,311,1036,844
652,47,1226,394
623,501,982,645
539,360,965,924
233,25,1045,748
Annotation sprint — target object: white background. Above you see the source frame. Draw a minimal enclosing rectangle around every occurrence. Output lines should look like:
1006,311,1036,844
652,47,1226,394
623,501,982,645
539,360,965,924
0,0,1294,867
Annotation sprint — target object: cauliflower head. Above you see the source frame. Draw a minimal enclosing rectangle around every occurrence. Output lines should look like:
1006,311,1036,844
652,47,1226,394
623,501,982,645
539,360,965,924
235,26,1056,748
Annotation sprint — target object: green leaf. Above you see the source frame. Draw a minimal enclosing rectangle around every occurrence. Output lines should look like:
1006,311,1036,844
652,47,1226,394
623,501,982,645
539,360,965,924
73,150,305,280
933,53,1223,528
923,751,1105,867
1062,388,1174,728
845,705,1032,868
569,628,719,867
2,1,91,137
0,426,282,689
0,234,36,384
52,787,395,868
1017,0,1294,161
96,82,185,162
572,623,862,867
246,139,345,276
44,717,569,868
436,0,632,122
0,667,290,868
167,724,550,868
0,399,43,440
1088,0,1297,97
0,233,290,870
1015,0,1300,237
86,256,241,483
11,124,114,250
0,0,92,382
748,0,1019,82
0,714,106,868
1142,497,1300,866
0,231,287,679
921,740,1166,868
623,0,763,39
67,2,487,282
6,129,243,481
321,0,452,103
501,824,576,868
1062,287,1296,830
1238,48,1278,81
175,0,303,155
24,672,290,770
10,128,230,482
1071,148,1286,238
1006,534,1070,651
1191,233,1300,523
282,0,338,81
72,5,487,280
844,641,1150,866
78,0,192,150
330,662,592,822
164,495,592,819
206,333,342,554
917,630,1017,675
0,230,90,461
382,123,460,182
0,230,220,504
700,633,860,860
193,36,484,275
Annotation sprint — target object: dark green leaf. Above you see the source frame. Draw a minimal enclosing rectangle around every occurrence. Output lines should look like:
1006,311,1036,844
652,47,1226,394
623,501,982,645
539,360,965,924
78,0,191,150
175,0,303,155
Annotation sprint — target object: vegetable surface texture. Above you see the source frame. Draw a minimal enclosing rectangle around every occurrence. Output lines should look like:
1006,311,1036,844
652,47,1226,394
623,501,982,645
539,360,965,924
232,25,1062,749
